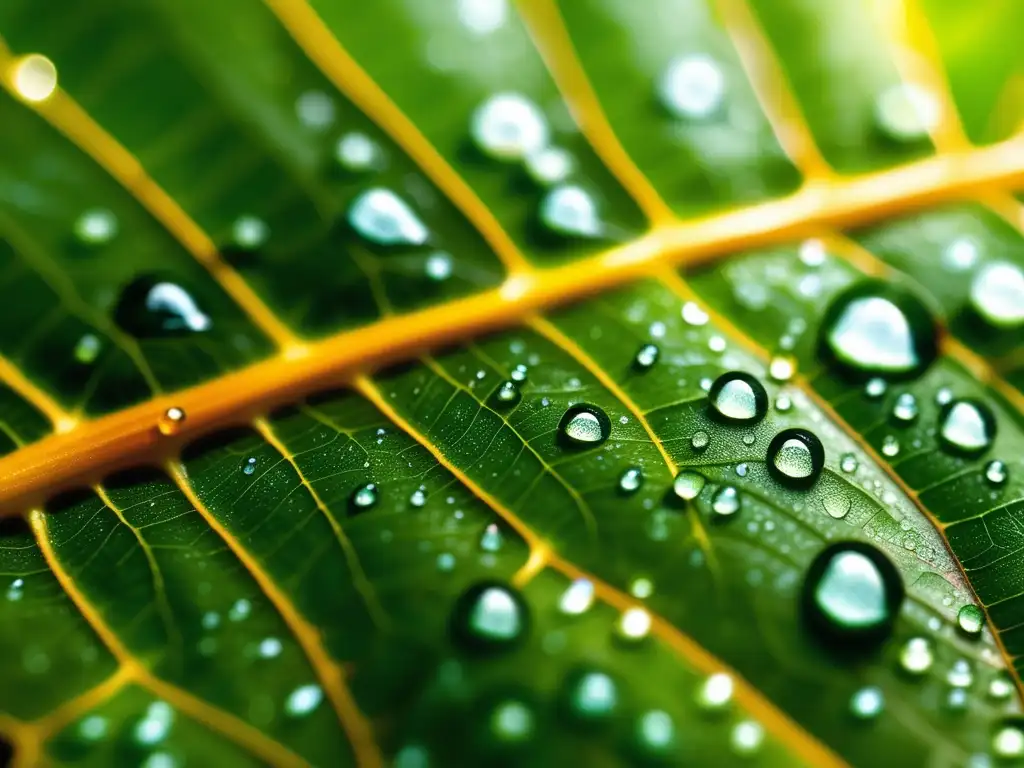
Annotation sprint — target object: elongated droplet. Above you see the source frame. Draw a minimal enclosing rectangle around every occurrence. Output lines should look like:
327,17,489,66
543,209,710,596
349,483,378,514
634,343,659,371
491,381,521,408
899,637,933,675
767,428,824,488
618,466,644,494
892,393,918,423
479,523,504,553
450,581,528,652
985,460,1008,486
970,262,1024,329
115,277,211,337
540,185,601,238
711,486,740,518
819,283,936,379
471,93,548,161
559,578,594,615
803,542,903,650
558,404,610,446
673,471,705,502
957,604,984,638
708,371,768,424
938,399,996,456
348,189,428,246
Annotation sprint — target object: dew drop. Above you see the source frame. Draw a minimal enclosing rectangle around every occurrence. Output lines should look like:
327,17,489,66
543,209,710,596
707,371,768,425
525,146,573,186
540,185,601,238
78,715,108,741
158,407,186,436
985,460,1008,486
616,607,651,641
74,209,117,244
989,674,1014,701
295,90,335,130
891,392,919,423
947,659,974,688
823,493,851,520
840,453,858,474
489,699,533,743
659,54,725,119
767,428,824,488
232,215,269,249
970,261,1024,329
849,686,884,720
335,132,380,172
943,237,979,271
672,471,706,502
711,486,740,518
819,283,936,379
479,523,503,552
471,93,548,161
690,430,710,452
956,604,985,638
558,404,610,446
285,684,323,717
565,669,618,720
768,355,796,382
450,582,528,651
633,343,659,371
938,399,996,456
697,673,733,712
349,483,378,514
114,278,211,337
803,542,903,649
10,54,57,102
898,636,933,675
348,189,428,247
874,83,939,142
510,364,528,383
730,720,764,756
681,301,709,326
935,386,953,405
74,334,102,365
409,488,427,508
634,709,675,754
618,466,644,495
993,725,1024,758
865,377,887,400
775,393,792,412
629,577,653,599
134,701,174,745
881,435,900,458
491,380,521,408
559,578,594,615
425,252,452,281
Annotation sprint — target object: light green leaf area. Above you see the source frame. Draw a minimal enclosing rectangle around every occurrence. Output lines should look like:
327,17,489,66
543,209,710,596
0,0,1021,767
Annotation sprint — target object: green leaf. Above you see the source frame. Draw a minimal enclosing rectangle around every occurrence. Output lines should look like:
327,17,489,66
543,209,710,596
0,0,1022,766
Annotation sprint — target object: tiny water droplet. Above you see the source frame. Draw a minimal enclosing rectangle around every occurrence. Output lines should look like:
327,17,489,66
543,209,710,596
232,215,269,249
865,378,887,400
881,435,900,458
479,523,503,552
989,673,1014,700
74,209,117,244
491,380,521,408
489,699,534,743
735,463,748,477
690,430,710,452
425,252,452,281
565,669,618,720
943,237,979,271
540,185,601,238
630,577,654,599
947,659,973,688
158,407,186,436
634,709,675,754
74,334,102,365
985,460,1008,486
349,483,378,514
874,83,939,142
295,90,335,130
450,581,528,651
285,683,323,717
938,399,996,456
115,278,211,337
898,637,933,675
616,607,651,641
659,54,725,119
849,686,884,720
708,371,768,424
935,386,953,405
970,261,1024,329
633,343,659,370
471,93,548,161
510,364,528,382
558,404,610,446
823,493,851,520
891,392,919,423
348,188,428,246
711,486,740,518
775,393,792,412
525,146,573,186
840,453,858,474
78,715,108,741
618,466,644,494
335,132,380,172
242,457,257,476
559,578,594,615
730,721,764,756
673,471,706,502
956,604,985,638
697,673,733,711
993,724,1024,758
767,428,824,488
681,301,709,326
803,542,903,649
409,488,427,508
768,355,795,382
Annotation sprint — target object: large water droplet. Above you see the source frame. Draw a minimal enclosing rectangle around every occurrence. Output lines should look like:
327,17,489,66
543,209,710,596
114,278,211,337
558,404,610,446
822,493,851,520
618,466,644,494
938,399,996,456
471,93,548,161
673,471,706,502
348,189,428,246
658,55,725,119
993,724,1024,758
711,486,740,518
349,483,378,514
957,604,985,638
450,582,528,651
539,185,601,238
970,261,1024,329
707,371,768,425
819,283,936,379
803,542,903,649
767,428,824,488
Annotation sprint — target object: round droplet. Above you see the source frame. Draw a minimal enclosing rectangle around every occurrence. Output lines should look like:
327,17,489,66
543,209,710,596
767,428,825,488
970,261,1024,329
938,399,996,456
865,378,887,399
819,282,937,379
697,673,733,712
558,404,610,446
295,90,335,130
489,699,533,744
616,607,651,641
681,301,709,326
775,393,792,412
691,430,710,452
510,364,528,383
539,185,601,238
985,460,1008,486
875,83,939,142
559,579,594,615
525,146,573,186
633,343,659,371
840,453,858,474
564,669,618,720
957,604,985,638
74,209,117,244
935,386,953,405
348,188,428,246
993,724,1024,758
898,636,933,675
629,577,653,599
803,542,904,649
450,582,528,652
659,54,725,119
947,659,973,688
673,471,706,502
471,93,548,161
232,215,269,249
618,466,644,494
74,334,102,365
491,381,521,408
822,493,851,520
349,483,378,514
10,54,57,102
707,371,768,425
989,674,1014,701
711,486,740,519
730,721,764,756
850,686,884,720
881,435,900,458
114,277,211,337
892,393,919,423
335,132,380,172
479,523,504,552
768,355,795,382
158,407,186,436
409,489,427,508
425,252,452,281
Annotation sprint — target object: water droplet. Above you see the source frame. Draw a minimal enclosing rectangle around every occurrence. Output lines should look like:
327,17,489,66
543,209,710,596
158,407,186,436
616,607,651,641
840,453,859,474
78,715,108,741
957,604,985,638
633,343,659,370
681,301,709,326
295,90,335,130
540,185,601,238
491,380,521,408
10,54,57,102
988,673,1014,700
558,404,610,446
479,523,503,552
425,252,452,281
232,215,269,249
74,209,117,244
970,261,1024,329
510,364,528,383
697,673,733,711
803,542,903,649
349,483,378,514
285,683,323,716
730,720,764,756
768,355,796,382
489,699,533,743
875,83,939,142
134,701,174,745
767,428,824,488
691,430,710,452
618,466,644,494
823,493,851,520
711,486,740,518
735,463,748,477
634,709,675,754
114,278,211,337
935,386,953,405
898,636,933,675
629,577,653,599
335,132,380,172
450,582,528,651
436,552,456,572
865,378,887,399
74,334,102,365
240,457,257,476
348,189,428,246
565,669,618,719
659,55,725,119
985,459,1008,486
707,371,768,424
892,392,919,423
229,598,251,622
409,489,427,508
947,659,974,688
472,93,548,161
881,435,900,458
525,146,573,186
938,399,996,456
850,686,884,720
559,578,594,615
673,471,706,502
257,637,282,659
819,283,936,379
775,393,792,412
993,724,1024,758
943,237,979,271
